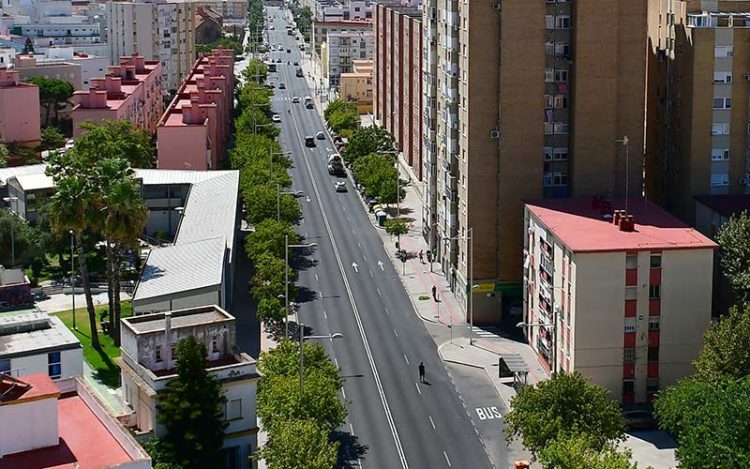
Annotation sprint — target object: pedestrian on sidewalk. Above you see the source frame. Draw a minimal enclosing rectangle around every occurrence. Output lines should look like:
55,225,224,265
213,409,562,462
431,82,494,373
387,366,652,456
432,285,437,302
426,249,432,264
418,362,425,383
418,250,424,264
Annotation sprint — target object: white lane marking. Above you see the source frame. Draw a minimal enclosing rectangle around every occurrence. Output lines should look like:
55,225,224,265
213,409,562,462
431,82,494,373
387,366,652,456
315,273,319,281
403,354,409,365
376,287,382,296
341,386,347,400
357,242,362,248
363,255,367,262
350,423,355,435
429,415,436,430
323,310,328,319
290,103,409,469
384,307,389,315
369,270,374,278
352,262,359,272
415,382,422,395
444,451,452,467
378,260,384,270
393,329,399,338
334,357,339,367
343,205,346,211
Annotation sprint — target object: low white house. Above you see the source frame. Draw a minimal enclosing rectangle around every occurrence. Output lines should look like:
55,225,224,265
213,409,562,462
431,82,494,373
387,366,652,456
118,305,259,465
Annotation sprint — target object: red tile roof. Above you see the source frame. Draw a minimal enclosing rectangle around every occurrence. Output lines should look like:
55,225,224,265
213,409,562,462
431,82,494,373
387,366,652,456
0,373,59,404
525,197,718,253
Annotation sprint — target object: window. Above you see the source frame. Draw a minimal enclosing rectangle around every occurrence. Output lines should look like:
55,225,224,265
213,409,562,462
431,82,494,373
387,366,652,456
554,122,569,135
544,146,553,161
554,43,571,58
554,95,568,109
545,42,554,55
211,337,219,353
624,317,636,333
0,358,10,375
625,285,638,300
555,16,571,29
544,95,554,109
544,172,568,187
648,347,659,362
624,348,636,363
155,345,163,363
48,351,62,379
647,378,659,393
553,147,568,161
545,15,555,29
555,69,569,82
626,254,638,269
170,344,177,361
713,97,731,109
711,148,730,161
713,72,732,83
225,399,242,420
648,317,660,331
650,254,662,268
544,68,554,82
711,173,730,186
623,380,635,395
712,123,730,135
715,46,733,57
649,284,661,299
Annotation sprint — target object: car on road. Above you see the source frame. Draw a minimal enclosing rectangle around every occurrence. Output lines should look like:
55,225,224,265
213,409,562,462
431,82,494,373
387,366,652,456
278,83,285,89
293,61,299,66
304,96,314,109
334,181,347,192
270,25,275,30
292,96,300,103
305,136,316,147
275,58,282,63
316,131,325,140
287,49,291,53
271,114,281,123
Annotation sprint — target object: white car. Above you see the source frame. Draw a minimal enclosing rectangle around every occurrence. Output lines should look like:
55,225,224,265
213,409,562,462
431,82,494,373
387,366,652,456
271,114,281,123
292,96,300,103
334,181,347,192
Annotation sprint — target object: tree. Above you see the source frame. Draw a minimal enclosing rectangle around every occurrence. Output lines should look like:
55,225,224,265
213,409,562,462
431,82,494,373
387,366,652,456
0,144,7,168
257,296,287,325
505,371,625,455
25,76,74,126
0,208,38,267
257,419,339,469
243,185,301,226
717,211,750,305
385,218,409,238
343,125,396,165
70,120,155,169
352,152,401,204
244,219,299,262
692,305,750,382
251,252,295,301
258,340,341,386
324,99,358,135
38,126,67,151
156,336,227,469
654,376,750,468
242,59,269,83
537,435,640,469
47,173,101,349
23,37,34,54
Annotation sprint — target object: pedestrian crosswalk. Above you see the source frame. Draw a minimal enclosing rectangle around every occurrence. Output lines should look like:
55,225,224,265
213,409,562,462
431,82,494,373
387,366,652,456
471,326,504,339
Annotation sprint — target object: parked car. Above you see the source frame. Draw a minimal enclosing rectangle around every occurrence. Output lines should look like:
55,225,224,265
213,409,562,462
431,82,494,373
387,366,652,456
334,181,347,192
271,114,281,123
316,131,325,140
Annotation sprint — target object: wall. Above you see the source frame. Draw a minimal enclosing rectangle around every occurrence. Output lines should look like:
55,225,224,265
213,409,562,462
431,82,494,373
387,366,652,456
0,396,58,457
156,124,209,170
10,346,82,380
0,81,41,144
132,286,221,315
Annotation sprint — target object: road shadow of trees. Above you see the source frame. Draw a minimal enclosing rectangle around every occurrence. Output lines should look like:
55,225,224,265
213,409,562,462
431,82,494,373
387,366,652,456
332,430,368,468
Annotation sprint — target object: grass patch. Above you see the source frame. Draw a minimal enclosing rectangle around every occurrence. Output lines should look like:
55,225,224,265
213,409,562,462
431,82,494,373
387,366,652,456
418,295,430,301
53,301,133,388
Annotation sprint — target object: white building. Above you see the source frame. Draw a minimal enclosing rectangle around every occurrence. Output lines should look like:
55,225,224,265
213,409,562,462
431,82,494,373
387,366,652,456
322,29,373,86
119,306,259,464
0,311,83,380
108,0,196,91
523,197,717,405
47,46,108,88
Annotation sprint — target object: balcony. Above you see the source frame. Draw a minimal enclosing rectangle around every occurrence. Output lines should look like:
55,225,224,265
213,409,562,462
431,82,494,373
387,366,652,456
444,11,459,28
446,137,459,155
443,34,458,51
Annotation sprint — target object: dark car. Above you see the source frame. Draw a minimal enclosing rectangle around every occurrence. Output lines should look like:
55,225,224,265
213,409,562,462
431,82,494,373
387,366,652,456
304,136,316,147
278,83,286,89
623,409,657,431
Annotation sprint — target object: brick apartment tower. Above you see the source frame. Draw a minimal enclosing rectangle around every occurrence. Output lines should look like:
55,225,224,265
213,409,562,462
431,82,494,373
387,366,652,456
646,0,750,223
422,0,649,323
373,2,423,182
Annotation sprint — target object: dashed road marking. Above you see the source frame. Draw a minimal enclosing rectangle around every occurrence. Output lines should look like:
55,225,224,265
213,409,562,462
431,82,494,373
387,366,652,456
323,310,328,319
342,386,347,399
403,354,409,365
377,288,382,296
443,451,452,467
393,329,399,338
429,415,436,430
415,382,422,395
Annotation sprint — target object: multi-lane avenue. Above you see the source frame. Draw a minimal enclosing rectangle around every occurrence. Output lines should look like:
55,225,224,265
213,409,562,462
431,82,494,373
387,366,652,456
262,7,493,468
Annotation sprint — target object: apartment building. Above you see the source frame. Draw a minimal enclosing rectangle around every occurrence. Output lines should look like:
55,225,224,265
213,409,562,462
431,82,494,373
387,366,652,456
13,53,83,89
523,197,716,404
646,0,750,224
71,54,163,137
423,0,648,323
119,306,259,464
0,66,40,146
374,2,422,181
108,0,196,91
311,18,371,58
322,29,373,85
191,0,248,19
340,58,373,114
157,48,234,170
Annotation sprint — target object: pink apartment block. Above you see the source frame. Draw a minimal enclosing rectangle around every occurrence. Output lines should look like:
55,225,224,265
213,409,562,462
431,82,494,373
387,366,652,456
156,48,234,170
0,66,41,146
71,54,163,138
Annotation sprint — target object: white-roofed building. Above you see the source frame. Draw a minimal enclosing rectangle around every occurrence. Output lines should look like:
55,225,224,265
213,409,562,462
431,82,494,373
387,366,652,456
4,172,55,224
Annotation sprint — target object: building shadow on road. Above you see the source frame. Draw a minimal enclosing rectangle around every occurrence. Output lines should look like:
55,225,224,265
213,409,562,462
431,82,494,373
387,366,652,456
332,430,368,469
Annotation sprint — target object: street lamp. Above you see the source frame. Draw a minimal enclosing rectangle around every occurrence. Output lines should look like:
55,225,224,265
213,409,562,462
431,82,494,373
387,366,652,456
299,322,343,394
3,196,18,267
443,227,474,344
69,229,76,330
276,184,304,221
269,150,291,173
284,237,317,338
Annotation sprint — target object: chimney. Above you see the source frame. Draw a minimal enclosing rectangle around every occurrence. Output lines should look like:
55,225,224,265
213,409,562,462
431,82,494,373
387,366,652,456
104,75,122,94
619,215,635,232
164,312,172,368
613,210,623,225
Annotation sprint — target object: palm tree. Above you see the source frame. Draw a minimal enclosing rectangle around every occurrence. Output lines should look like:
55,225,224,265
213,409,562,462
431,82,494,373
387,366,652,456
48,174,101,349
99,167,147,346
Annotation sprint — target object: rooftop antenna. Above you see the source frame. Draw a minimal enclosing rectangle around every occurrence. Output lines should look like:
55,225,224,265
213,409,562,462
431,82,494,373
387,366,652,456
616,135,629,214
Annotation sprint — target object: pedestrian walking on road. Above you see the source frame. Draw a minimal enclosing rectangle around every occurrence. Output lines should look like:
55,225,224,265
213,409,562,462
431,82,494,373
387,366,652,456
419,250,424,263
431,285,437,301
418,362,425,383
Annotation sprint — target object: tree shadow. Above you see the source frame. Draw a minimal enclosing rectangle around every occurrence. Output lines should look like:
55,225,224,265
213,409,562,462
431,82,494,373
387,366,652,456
93,346,121,388
332,430,369,468
295,286,318,303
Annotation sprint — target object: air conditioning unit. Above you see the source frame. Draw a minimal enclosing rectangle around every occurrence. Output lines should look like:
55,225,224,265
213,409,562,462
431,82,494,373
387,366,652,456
744,73,750,82
493,1,502,10
490,129,500,139
739,177,748,185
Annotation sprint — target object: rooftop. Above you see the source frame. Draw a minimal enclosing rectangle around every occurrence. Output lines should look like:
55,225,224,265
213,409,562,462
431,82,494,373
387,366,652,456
122,304,234,335
133,236,226,302
10,173,53,192
0,373,58,403
0,313,81,360
694,194,750,217
0,375,146,469
0,268,26,287
525,197,718,253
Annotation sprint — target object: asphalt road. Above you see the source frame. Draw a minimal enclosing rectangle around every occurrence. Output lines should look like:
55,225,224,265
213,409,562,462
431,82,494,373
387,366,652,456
263,8,492,469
